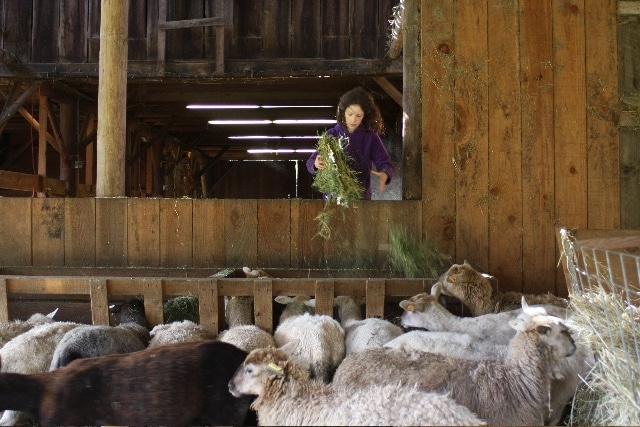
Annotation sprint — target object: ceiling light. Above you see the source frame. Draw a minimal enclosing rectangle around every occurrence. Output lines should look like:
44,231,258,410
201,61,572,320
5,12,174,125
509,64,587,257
188,104,259,109
247,149,296,154
208,119,272,125
228,135,319,140
273,119,336,124
261,105,333,109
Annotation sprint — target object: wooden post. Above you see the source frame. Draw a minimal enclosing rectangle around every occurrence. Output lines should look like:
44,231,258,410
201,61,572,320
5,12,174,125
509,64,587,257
96,0,129,197
402,0,421,200
38,95,48,197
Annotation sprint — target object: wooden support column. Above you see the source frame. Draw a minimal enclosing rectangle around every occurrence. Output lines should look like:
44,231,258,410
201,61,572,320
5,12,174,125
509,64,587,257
37,95,48,197
60,100,77,193
96,0,129,197
402,0,422,200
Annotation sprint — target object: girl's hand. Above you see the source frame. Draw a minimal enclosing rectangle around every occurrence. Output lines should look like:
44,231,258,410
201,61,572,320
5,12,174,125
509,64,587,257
314,155,327,170
371,170,388,192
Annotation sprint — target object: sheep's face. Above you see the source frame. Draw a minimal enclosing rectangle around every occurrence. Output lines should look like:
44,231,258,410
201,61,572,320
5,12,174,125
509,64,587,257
398,293,436,329
229,360,282,397
438,262,494,304
511,314,577,360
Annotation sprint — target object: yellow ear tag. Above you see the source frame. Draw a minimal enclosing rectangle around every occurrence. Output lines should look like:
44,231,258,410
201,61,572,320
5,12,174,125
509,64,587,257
268,363,283,372
448,275,457,283
406,304,415,312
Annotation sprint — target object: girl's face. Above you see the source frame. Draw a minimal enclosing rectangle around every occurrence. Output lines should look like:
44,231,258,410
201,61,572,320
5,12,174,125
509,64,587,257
344,104,365,133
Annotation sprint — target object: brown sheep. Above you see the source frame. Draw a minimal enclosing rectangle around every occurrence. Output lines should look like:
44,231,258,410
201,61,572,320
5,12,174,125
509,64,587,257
0,340,253,426
438,261,568,315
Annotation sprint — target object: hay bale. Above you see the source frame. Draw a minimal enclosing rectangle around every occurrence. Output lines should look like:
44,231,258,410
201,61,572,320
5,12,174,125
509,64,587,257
163,295,199,324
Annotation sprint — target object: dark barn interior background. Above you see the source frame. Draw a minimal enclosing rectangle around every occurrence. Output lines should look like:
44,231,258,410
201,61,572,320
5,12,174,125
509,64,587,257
0,0,638,305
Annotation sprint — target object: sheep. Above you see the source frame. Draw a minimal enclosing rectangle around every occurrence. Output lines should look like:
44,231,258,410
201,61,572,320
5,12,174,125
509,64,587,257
332,295,404,354
228,344,486,426
332,310,577,426
147,320,216,348
273,295,344,382
49,322,150,369
0,340,254,426
218,295,276,353
438,260,569,315
0,321,81,425
399,282,568,345
0,308,58,348
109,297,148,327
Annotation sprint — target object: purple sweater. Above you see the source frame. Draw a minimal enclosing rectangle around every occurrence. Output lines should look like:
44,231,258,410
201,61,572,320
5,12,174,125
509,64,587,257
306,124,394,200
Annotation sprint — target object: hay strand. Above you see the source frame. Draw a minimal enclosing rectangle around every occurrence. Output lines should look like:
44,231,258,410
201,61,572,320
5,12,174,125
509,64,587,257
387,226,451,278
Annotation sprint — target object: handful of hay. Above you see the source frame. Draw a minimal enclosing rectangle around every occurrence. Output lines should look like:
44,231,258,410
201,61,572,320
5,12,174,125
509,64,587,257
312,133,363,239
388,226,452,278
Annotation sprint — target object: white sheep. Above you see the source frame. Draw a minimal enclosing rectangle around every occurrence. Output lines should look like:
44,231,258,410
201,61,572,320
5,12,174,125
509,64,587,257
438,260,569,315
49,323,150,369
228,343,486,426
333,310,577,426
147,320,216,348
400,282,568,345
218,295,276,353
0,321,81,425
331,295,404,354
384,329,507,359
0,309,58,348
273,295,344,383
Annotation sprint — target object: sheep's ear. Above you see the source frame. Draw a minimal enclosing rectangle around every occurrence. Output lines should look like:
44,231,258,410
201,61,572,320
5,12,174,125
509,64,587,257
278,339,299,356
267,362,285,376
305,299,317,308
536,325,551,335
509,317,521,331
521,296,529,309
46,308,59,318
399,299,423,312
274,296,293,305
430,282,442,298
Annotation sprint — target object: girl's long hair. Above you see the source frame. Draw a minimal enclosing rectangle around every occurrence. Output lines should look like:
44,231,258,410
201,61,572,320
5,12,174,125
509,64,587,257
336,86,384,134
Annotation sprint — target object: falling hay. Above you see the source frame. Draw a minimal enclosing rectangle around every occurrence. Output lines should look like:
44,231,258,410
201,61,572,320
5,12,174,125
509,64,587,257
387,226,452,278
163,294,200,324
312,133,363,239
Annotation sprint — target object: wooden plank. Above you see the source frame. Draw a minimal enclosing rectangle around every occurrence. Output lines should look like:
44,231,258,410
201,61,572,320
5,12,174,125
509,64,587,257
487,0,522,291
0,170,40,193
620,129,640,229
59,0,88,62
619,1,640,15
95,198,128,267
519,0,557,294
89,278,109,325
585,0,619,229
87,0,101,62
0,198,31,265
422,0,457,258
402,0,422,200
198,278,219,334
290,0,321,57
321,0,350,58
314,280,334,317
159,198,193,267
263,0,290,57
373,76,402,106
158,17,224,30
127,0,148,61
127,198,160,267
323,204,357,268
352,202,382,269
454,0,489,269
257,200,291,267
225,199,258,267
166,0,205,60
64,198,96,267
290,199,325,269
193,199,225,268
365,279,385,319
254,278,273,333
31,0,59,62
32,198,65,266
0,278,8,322
143,278,164,326
2,0,32,61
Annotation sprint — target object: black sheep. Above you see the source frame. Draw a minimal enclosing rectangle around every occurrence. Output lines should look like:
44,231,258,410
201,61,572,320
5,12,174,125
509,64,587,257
0,340,254,426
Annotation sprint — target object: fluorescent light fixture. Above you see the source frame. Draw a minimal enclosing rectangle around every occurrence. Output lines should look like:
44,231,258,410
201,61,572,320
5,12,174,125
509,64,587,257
295,148,317,153
273,119,336,124
228,135,319,140
188,104,259,109
247,149,296,154
261,105,333,109
208,119,272,125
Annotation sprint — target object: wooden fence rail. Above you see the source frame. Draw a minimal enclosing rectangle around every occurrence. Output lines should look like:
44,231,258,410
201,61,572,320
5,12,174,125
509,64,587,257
0,275,433,333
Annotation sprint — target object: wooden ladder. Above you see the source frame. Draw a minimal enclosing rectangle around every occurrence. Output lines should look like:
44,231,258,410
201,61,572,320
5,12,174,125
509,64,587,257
157,0,225,75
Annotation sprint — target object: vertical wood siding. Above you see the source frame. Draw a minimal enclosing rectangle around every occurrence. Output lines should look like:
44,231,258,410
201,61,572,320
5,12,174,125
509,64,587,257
422,0,625,297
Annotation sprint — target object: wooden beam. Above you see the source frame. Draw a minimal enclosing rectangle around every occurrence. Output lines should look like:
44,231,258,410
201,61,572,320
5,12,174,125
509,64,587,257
38,94,48,197
157,0,167,74
0,81,42,128
97,0,129,196
17,106,59,151
158,17,224,30
373,76,402,106
619,1,640,15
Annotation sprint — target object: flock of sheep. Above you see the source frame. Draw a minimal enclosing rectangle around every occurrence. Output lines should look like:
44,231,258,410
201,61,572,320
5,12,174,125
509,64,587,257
0,263,593,426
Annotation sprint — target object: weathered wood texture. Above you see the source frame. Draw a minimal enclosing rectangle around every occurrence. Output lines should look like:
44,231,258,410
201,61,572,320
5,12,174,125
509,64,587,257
1,0,395,66
422,0,627,297
0,198,421,270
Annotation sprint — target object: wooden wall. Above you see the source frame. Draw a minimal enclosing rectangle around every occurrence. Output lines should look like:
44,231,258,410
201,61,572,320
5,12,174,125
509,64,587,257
0,0,396,64
421,0,627,297
0,198,421,271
